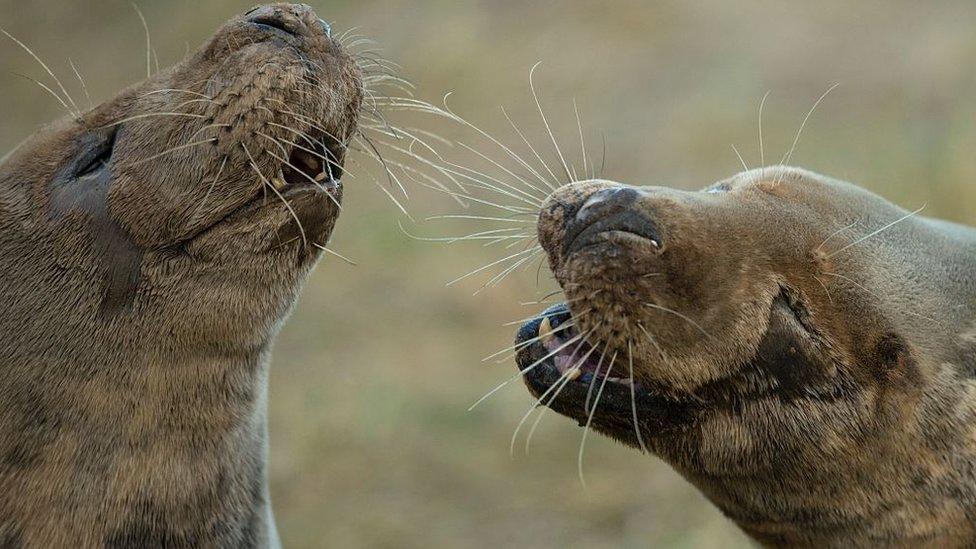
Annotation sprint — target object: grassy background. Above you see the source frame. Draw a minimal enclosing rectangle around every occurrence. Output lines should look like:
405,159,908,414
3,1,976,547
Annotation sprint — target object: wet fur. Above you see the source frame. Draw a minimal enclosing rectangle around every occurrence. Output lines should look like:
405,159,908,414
0,4,362,547
522,167,976,546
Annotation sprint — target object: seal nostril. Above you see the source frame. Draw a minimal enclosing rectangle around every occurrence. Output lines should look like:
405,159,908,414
576,187,639,223
250,15,298,36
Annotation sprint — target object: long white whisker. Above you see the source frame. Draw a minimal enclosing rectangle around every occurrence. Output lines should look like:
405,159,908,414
826,205,925,259
628,341,649,454
578,351,617,489
529,62,573,183
775,83,840,183
467,332,587,412
242,144,307,247
758,90,770,180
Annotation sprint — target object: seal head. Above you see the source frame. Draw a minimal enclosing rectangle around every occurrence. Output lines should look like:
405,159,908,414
0,4,361,547
516,167,976,546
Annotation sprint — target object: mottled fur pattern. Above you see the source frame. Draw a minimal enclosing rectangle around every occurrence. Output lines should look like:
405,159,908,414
0,4,362,547
519,167,976,546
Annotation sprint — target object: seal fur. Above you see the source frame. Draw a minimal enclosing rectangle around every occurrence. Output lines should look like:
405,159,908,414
516,166,976,547
0,4,362,547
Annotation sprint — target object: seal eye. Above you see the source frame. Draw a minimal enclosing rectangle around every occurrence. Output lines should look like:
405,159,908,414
75,130,116,179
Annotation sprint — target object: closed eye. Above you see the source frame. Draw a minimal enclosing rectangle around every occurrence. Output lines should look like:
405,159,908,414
75,129,117,179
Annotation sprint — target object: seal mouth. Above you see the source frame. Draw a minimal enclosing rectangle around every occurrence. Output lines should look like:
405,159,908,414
516,303,638,392
275,130,346,193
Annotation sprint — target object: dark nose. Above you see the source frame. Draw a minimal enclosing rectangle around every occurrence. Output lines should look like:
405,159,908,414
562,186,659,257
575,187,640,225
244,4,330,38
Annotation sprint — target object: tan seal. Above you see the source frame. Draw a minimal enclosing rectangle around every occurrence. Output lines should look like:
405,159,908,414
515,167,976,547
0,3,362,547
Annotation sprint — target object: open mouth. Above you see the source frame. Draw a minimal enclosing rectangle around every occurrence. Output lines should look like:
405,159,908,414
271,129,347,193
516,303,637,390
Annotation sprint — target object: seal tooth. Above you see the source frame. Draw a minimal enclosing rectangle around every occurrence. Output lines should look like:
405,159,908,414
538,316,554,344
272,169,287,190
566,368,581,381
315,171,328,182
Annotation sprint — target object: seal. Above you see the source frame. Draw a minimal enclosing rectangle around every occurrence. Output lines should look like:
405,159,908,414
0,4,362,547
515,167,976,546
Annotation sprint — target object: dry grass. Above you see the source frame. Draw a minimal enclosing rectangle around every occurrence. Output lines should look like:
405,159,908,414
2,1,975,547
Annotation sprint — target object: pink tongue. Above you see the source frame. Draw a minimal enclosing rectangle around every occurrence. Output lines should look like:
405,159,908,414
554,354,575,373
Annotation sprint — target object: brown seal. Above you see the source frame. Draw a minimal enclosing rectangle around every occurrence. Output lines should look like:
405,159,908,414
0,4,362,547
515,167,976,547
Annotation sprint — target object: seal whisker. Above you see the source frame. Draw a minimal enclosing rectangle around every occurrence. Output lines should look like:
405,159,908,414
483,319,582,362
1,29,79,118
376,95,558,192
476,248,542,293
731,143,749,172
468,330,590,412
127,137,217,167
189,155,228,224
345,156,414,219
758,90,771,179
130,2,154,79
354,133,409,198
637,322,669,361
811,274,835,305
399,225,530,244
383,159,467,207
574,98,588,181
523,323,598,457
67,58,92,111
100,111,209,129
500,106,563,190
357,134,469,195
263,148,343,211
529,62,574,183
425,160,544,208
578,351,617,489
455,141,551,199
402,177,535,214
815,220,859,253
242,144,307,247
425,214,533,224
774,83,840,185
10,72,75,117
311,243,357,266
821,271,944,326
627,341,650,454
446,247,539,288
584,345,610,415
515,342,597,456
826,205,926,259
644,302,717,342
139,88,214,100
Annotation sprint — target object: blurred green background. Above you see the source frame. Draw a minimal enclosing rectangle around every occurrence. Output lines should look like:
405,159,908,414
3,1,976,547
